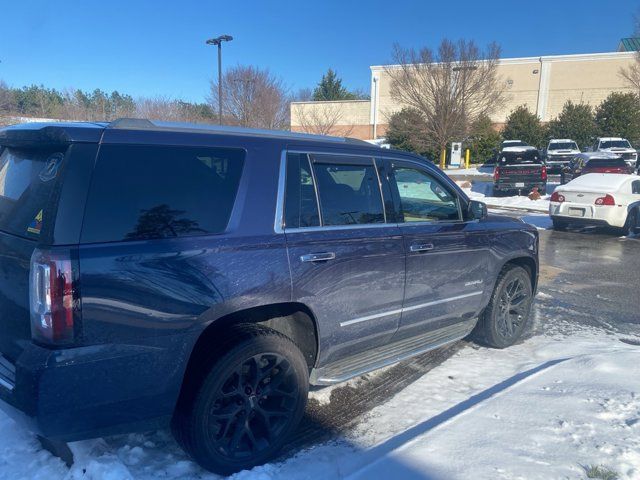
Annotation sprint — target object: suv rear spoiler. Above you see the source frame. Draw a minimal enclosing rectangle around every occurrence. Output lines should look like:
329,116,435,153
0,123,106,148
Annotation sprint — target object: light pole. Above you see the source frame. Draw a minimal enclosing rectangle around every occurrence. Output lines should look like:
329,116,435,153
206,34,233,125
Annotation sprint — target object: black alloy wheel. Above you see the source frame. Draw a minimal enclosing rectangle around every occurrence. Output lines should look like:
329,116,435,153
471,265,533,348
206,352,299,460
173,326,308,475
495,276,530,343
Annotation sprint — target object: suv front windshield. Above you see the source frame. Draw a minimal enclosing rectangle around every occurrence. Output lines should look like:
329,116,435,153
600,140,631,149
548,142,578,151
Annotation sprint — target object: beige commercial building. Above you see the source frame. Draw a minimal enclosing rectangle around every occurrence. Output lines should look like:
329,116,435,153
290,51,638,140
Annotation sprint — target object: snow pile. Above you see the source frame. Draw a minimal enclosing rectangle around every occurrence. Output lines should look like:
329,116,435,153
444,167,492,177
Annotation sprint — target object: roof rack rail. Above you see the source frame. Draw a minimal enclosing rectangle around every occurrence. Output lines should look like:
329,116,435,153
106,118,372,145
108,118,155,129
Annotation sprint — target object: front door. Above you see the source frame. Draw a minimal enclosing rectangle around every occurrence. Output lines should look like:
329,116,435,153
282,151,405,366
386,159,490,339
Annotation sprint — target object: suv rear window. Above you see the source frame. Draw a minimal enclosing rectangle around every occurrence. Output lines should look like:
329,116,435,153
311,156,385,226
81,145,245,243
498,149,541,165
0,146,68,239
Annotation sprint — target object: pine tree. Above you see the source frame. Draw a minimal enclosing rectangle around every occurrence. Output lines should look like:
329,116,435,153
502,105,547,148
312,69,357,101
468,114,502,163
385,108,436,159
594,92,640,145
546,101,596,150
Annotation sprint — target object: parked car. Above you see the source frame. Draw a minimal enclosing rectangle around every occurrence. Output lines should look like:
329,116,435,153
560,152,633,184
493,146,547,195
0,120,539,474
550,173,640,235
592,137,638,170
544,139,580,174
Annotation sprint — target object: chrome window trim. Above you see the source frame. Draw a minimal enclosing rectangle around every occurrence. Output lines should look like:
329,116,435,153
284,222,398,234
339,291,484,327
274,151,287,234
306,153,324,226
372,157,388,223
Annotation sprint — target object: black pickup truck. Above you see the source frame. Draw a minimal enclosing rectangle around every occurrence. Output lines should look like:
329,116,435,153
493,146,548,196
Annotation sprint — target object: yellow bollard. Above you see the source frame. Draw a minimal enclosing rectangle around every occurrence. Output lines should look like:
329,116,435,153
440,149,446,170
465,148,470,169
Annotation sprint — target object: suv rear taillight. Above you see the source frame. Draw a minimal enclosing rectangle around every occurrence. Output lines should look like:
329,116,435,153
550,191,565,203
29,248,81,345
494,167,500,181
541,165,548,181
594,194,616,206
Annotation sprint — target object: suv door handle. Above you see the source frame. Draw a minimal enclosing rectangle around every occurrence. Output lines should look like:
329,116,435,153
409,243,435,253
300,252,336,263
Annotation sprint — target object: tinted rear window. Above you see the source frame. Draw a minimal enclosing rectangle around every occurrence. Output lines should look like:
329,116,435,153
585,158,627,168
312,157,385,226
81,145,245,243
0,146,67,239
498,150,541,165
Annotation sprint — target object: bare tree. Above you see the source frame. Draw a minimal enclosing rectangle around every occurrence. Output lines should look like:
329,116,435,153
620,14,640,95
135,96,184,121
0,80,14,114
134,96,214,123
385,39,507,154
292,102,354,136
292,87,314,102
208,65,289,130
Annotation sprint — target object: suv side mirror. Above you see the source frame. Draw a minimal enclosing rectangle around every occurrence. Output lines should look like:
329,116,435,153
468,200,488,220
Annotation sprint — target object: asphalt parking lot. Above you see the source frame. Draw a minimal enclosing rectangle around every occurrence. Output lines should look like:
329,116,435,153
279,222,640,458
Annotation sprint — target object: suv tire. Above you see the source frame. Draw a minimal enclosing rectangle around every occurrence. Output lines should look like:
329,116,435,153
173,325,309,475
472,265,533,349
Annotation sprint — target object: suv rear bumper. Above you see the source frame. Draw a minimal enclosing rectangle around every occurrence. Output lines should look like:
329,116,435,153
0,332,197,441
494,181,546,194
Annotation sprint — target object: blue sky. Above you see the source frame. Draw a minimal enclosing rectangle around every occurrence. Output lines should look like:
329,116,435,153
0,0,637,103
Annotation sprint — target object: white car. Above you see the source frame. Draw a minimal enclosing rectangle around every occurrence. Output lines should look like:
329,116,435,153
549,173,640,235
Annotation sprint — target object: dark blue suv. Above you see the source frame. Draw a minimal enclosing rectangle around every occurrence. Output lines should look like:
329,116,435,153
0,119,538,474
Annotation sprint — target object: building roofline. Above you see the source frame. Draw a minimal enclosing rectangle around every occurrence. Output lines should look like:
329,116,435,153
290,99,371,106
370,50,637,72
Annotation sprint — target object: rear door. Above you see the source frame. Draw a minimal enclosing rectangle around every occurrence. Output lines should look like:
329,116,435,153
282,151,405,366
0,143,95,361
386,158,490,339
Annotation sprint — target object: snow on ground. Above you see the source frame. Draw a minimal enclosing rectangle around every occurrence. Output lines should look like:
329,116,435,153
443,167,492,177
1,324,638,480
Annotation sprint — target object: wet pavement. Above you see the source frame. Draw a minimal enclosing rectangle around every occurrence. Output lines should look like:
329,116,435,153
281,222,640,456
536,227,639,335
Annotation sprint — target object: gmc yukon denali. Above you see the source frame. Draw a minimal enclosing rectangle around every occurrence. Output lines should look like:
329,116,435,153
0,120,538,474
